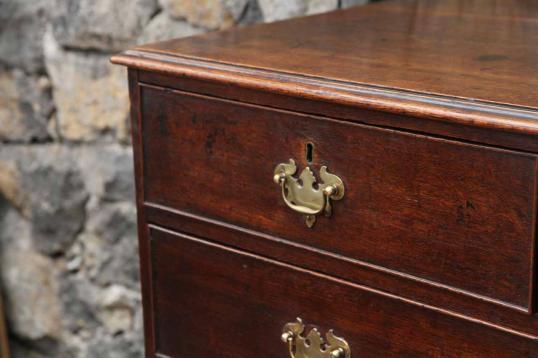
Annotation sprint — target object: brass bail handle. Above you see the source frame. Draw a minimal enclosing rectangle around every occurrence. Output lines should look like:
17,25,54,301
274,159,345,228
281,318,351,358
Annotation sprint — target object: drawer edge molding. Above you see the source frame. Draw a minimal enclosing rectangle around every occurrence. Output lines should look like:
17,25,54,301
147,223,538,342
111,50,538,136
145,201,529,314
139,85,536,311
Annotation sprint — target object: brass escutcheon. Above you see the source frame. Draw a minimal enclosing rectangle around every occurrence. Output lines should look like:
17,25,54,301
273,159,344,228
281,318,351,358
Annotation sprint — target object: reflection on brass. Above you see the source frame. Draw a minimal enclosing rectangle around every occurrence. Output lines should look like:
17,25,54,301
274,159,344,228
281,318,351,358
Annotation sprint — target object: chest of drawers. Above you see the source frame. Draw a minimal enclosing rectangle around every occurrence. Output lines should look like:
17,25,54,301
112,0,538,356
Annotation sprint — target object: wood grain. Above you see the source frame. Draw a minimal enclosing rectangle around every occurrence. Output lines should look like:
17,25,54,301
140,85,536,311
112,0,538,136
136,70,538,154
127,69,155,357
149,226,538,358
135,0,538,109
0,291,9,358
144,203,538,339
113,1,538,355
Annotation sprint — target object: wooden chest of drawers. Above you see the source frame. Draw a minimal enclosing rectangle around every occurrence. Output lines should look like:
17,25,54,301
113,0,538,356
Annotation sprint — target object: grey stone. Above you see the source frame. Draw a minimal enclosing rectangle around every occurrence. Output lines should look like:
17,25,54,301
58,276,99,334
223,0,251,21
0,203,34,253
0,192,57,355
29,167,88,254
98,233,139,289
0,145,89,255
159,0,249,29
238,0,264,25
341,0,369,8
0,159,28,218
81,210,139,289
258,0,306,22
306,0,339,14
1,248,62,341
9,340,50,358
8,337,72,358
77,201,139,289
44,29,130,142
86,333,143,358
51,0,158,51
0,68,54,142
258,0,342,21
86,202,136,244
0,0,53,72
78,145,134,201
97,285,139,335
138,12,205,44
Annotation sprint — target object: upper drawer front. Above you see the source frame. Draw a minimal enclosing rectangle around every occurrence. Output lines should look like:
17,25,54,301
149,226,537,358
140,85,537,310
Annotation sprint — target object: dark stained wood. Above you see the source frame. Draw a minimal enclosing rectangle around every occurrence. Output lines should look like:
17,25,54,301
140,84,537,311
149,226,538,358
137,70,538,154
0,290,9,358
127,69,156,357
111,0,538,137
112,1,538,355
136,0,538,109
144,203,538,339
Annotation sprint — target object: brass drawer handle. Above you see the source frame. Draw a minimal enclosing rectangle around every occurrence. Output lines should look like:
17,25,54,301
281,318,351,358
274,159,345,228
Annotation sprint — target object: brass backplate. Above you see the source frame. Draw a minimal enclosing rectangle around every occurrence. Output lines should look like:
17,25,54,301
274,159,345,228
282,318,351,358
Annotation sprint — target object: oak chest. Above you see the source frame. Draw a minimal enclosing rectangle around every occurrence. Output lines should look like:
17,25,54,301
112,0,538,356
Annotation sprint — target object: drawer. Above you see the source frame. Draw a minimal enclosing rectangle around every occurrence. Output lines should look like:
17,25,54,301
140,85,537,311
148,226,537,357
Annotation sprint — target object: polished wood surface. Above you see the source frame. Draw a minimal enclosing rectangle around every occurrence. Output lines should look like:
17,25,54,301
135,0,538,109
138,70,538,153
127,70,156,355
113,0,538,136
113,1,538,356
145,203,538,340
141,84,536,311
149,226,538,358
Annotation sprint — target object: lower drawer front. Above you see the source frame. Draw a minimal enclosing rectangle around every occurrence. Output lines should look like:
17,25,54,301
148,226,537,358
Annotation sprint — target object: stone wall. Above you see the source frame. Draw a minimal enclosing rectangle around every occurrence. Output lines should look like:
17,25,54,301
0,0,369,356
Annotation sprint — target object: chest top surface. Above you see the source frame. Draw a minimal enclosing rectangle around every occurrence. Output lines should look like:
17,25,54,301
113,0,538,134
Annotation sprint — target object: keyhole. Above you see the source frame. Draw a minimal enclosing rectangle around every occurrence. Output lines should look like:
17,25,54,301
306,142,314,163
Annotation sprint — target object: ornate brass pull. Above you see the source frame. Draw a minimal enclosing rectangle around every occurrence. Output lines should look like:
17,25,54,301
281,318,351,358
273,159,344,228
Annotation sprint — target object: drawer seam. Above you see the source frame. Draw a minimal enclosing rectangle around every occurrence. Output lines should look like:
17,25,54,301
147,223,538,341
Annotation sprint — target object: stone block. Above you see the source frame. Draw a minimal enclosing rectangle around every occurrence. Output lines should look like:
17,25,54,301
77,145,134,201
341,0,369,8
306,0,339,15
138,12,205,44
44,29,130,142
1,248,62,341
257,0,306,22
0,69,53,142
51,0,158,51
0,0,53,72
0,145,89,255
159,0,249,29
